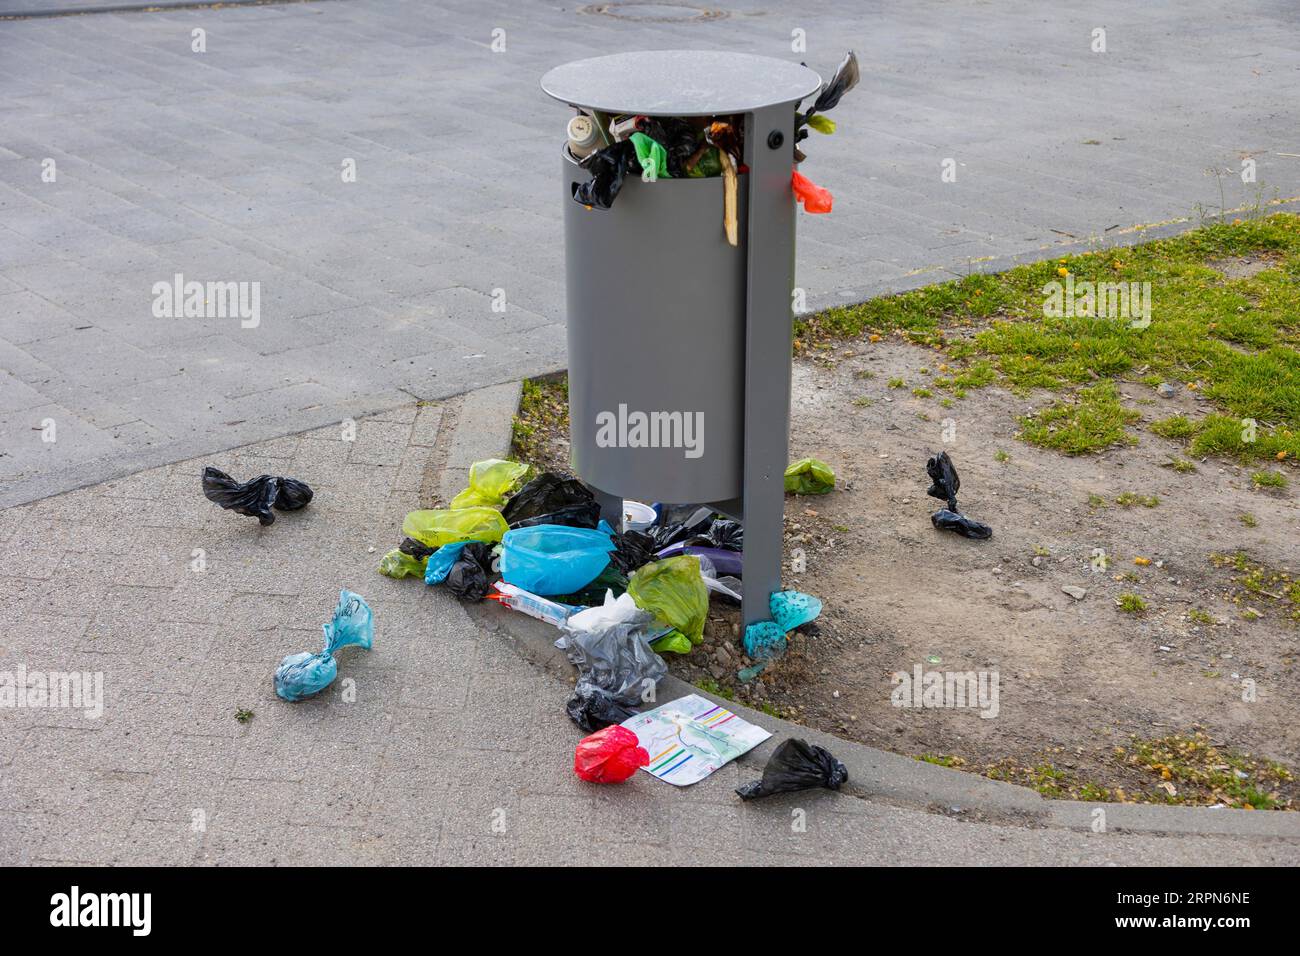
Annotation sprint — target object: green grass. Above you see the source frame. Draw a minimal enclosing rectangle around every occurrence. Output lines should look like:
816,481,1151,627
1114,492,1160,508
234,708,254,724
1210,552,1300,625
1252,469,1289,489
795,214,1300,460
1018,381,1140,454
1116,592,1149,614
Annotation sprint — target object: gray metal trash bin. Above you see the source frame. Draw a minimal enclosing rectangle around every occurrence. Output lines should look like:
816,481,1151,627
542,51,821,627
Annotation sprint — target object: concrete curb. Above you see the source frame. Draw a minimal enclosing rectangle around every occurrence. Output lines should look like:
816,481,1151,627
0,0,334,20
459,379,1300,842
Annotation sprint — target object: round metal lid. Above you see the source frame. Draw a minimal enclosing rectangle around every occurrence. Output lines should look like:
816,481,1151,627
541,50,822,117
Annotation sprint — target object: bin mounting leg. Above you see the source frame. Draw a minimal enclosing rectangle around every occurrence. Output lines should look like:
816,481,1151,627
739,103,796,628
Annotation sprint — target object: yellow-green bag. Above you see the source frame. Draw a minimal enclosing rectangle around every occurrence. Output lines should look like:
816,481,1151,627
449,459,529,510
784,457,835,495
402,507,508,548
628,556,709,649
377,549,427,579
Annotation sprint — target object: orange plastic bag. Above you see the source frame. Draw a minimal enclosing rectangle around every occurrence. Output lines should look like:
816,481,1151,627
573,725,649,784
792,169,833,213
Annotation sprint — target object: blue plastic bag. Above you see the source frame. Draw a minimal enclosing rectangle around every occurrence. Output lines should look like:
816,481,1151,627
500,522,615,596
274,590,374,702
424,542,468,585
772,590,822,632
743,590,822,660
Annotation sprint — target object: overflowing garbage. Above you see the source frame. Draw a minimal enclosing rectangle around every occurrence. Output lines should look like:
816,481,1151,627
735,738,848,800
375,458,839,782
274,590,373,702
925,451,993,540
201,466,313,525
564,50,860,239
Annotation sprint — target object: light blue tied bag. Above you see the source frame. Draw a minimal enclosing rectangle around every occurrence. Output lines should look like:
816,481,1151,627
274,590,373,701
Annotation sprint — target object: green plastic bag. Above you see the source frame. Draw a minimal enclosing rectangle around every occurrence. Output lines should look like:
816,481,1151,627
687,145,723,178
650,629,692,655
377,548,427,579
627,556,708,650
630,132,669,181
449,459,529,510
784,457,835,495
402,507,508,548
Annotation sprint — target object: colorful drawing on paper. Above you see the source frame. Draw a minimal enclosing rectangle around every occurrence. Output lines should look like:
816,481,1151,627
622,693,772,786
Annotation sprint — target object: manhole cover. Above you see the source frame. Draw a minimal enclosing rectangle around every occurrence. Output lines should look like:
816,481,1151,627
579,2,728,23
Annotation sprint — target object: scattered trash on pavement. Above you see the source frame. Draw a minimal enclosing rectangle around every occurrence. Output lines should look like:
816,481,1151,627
558,591,668,732
735,738,848,800
573,725,649,784
274,590,373,702
621,693,771,786
201,466,313,526
925,451,993,540
784,457,835,495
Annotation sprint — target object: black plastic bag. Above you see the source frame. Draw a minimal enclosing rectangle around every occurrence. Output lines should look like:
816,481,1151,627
565,685,638,734
399,536,435,560
608,530,658,575
446,542,495,602
501,473,596,526
508,501,602,530
735,738,848,800
807,51,860,119
683,518,743,552
931,510,993,540
201,467,313,526
925,450,960,511
573,140,637,210
637,117,700,178
648,509,716,550
924,451,993,539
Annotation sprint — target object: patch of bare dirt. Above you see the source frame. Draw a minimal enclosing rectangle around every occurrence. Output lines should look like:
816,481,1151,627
677,341,1299,805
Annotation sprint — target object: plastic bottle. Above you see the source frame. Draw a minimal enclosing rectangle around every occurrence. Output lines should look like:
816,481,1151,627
567,115,600,159
488,581,579,628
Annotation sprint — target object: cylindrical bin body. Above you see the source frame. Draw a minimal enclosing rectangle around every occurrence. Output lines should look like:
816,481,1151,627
563,148,749,503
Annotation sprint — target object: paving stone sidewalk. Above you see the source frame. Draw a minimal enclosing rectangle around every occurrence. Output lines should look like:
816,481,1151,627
2,386,1298,866
3,0,1299,505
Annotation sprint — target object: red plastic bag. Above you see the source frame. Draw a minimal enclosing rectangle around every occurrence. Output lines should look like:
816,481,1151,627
792,169,833,213
573,725,649,784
